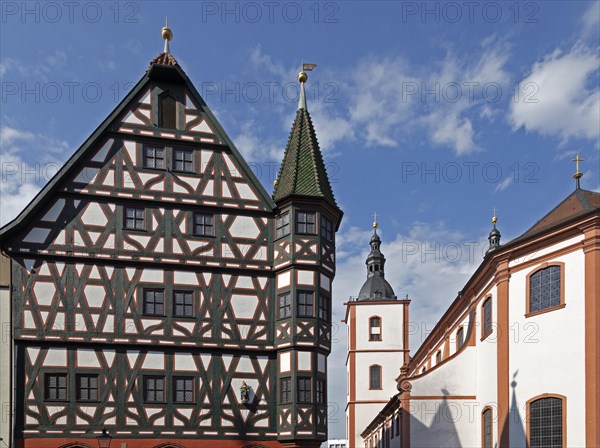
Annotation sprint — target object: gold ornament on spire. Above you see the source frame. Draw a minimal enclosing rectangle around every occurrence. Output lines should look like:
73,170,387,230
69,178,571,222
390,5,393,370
572,154,584,189
492,206,497,225
298,62,317,83
161,17,173,54
373,211,378,230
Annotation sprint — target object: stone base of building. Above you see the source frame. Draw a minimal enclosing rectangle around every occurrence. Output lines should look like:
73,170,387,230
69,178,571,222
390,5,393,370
15,438,323,448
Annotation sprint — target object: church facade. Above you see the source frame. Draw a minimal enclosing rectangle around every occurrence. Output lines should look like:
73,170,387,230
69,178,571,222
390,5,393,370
351,187,599,448
0,26,341,448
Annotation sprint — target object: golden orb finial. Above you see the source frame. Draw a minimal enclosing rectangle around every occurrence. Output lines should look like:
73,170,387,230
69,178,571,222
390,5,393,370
572,154,584,189
161,17,173,41
298,71,308,83
492,207,498,225
373,211,379,230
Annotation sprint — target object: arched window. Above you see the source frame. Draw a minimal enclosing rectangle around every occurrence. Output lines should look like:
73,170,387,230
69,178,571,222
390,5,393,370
528,264,563,314
369,316,381,341
482,407,493,448
456,326,464,350
527,395,565,448
482,297,492,338
158,92,177,129
436,350,442,364
369,365,382,390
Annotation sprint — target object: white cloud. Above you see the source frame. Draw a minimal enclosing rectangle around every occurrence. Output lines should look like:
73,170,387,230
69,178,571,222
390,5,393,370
509,45,599,142
0,126,69,226
494,176,513,192
581,1,600,36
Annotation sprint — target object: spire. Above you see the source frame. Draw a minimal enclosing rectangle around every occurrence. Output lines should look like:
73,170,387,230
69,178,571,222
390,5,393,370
487,207,501,254
357,222,397,300
162,17,173,54
150,17,178,67
573,154,584,189
273,63,339,210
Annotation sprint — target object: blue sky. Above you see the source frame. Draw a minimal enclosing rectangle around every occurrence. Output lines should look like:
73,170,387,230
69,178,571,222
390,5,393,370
1,0,599,439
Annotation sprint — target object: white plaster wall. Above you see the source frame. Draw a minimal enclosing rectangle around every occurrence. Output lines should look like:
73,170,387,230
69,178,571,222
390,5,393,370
355,352,401,401
508,249,586,447
353,403,386,448
410,399,478,448
355,303,405,351
410,347,477,397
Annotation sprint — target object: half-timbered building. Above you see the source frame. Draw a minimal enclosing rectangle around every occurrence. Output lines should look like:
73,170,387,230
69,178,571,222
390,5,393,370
0,24,341,448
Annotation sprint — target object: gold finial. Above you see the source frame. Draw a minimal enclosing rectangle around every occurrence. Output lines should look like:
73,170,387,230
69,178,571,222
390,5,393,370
572,154,584,189
373,211,378,230
161,17,173,54
492,207,497,225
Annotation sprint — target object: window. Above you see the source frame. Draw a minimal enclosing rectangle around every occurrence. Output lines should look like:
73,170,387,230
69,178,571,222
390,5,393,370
143,289,164,316
321,216,333,241
318,295,329,320
456,327,464,350
483,297,492,337
296,211,316,234
173,291,193,317
173,148,194,172
280,377,291,403
159,92,176,128
297,377,311,402
297,291,314,317
421,367,426,374
124,207,145,230
369,316,381,341
369,365,381,390
278,293,291,319
194,213,214,236
529,265,561,314
143,376,165,403
316,379,325,404
276,213,290,239
528,396,564,448
76,374,98,402
436,351,442,364
45,373,67,401
143,146,165,169
173,376,194,403
482,407,493,448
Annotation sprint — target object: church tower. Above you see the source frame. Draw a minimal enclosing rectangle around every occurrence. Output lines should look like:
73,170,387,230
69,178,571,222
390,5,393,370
344,221,409,448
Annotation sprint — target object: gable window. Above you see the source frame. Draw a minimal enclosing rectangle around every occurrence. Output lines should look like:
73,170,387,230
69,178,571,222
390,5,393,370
278,293,291,319
297,377,311,402
528,396,564,448
482,297,492,338
143,289,164,316
173,376,194,403
45,373,67,401
173,291,194,317
276,213,290,239
369,316,381,341
482,407,493,448
436,350,442,364
297,291,314,317
76,374,98,402
280,377,291,403
143,376,165,403
296,211,316,234
316,379,325,404
321,216,334,241
159,92,177,129
456,326,465,350
194,213,214,236
318,295,329,320
143,146,165,169
369,365,381,390
173,148,194,172
124,207,145,230
529,265,562,314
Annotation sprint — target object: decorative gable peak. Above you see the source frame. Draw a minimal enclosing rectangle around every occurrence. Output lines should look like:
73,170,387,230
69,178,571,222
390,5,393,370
149,17,179,68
